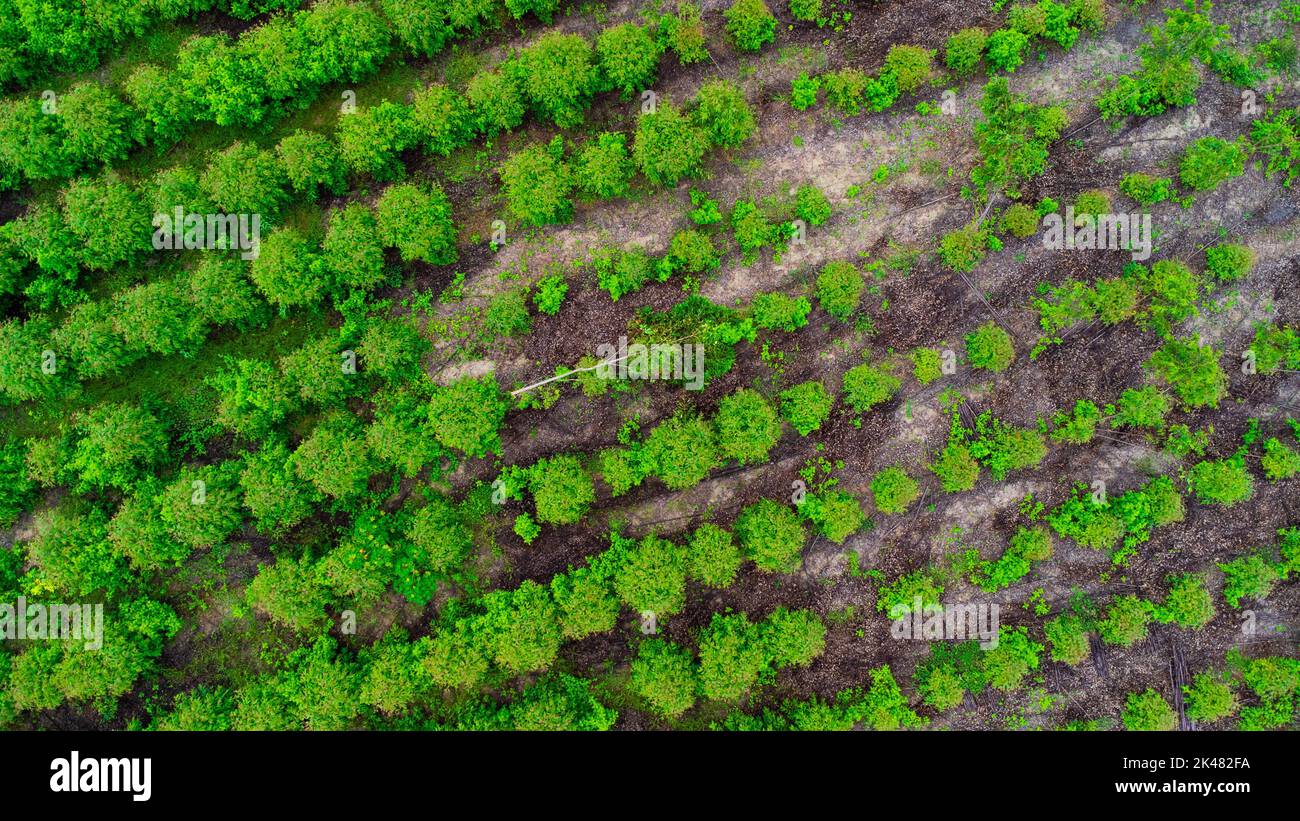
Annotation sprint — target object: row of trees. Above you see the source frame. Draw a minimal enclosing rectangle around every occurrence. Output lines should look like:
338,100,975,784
0,0,303,88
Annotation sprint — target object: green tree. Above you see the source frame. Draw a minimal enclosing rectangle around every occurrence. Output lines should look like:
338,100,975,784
239,441,319,534
693,79,755,148
511,32,600,129
251,226,326,310
736,499,806,573
200,141,289,219
62,172,151,271
323,202,387,292
614,535,688,616
1122,688,1177,731
842,362,900,414
966,321,1015,372
633,101,709,187
597,23,661,98
428,374,508,458
575,132,635,199
336,101,415,181
159,463,244,550
529,454,596,525
630,639,697,719
292,411,379,499
697,612,766,701
687,523,743,588
412,83,475,157
779,380,833,435
276,130,347,198
500,142,574,226
467,69,525,137
67,403,168,493
482,580,563,674
246,556,331,632
725,0,776,53
375,182,457,265
715,388,781,465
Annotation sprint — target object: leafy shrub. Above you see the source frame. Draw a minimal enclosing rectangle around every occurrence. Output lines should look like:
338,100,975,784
593,246,655,301
870,467,919,515
724,0,776,53
1122,689,1177,731
614,535,687,616
985,29,1029,73
1098,595,1154,647
1180,136,1247,191
467,70,526,137
815,261,863,321
251,227,325,310
482,580,562,674
968,413,1046,480
1187,458,1253,507
1051,399,1100,444
514,512,541,545
411,84,474,157
884,45,934,94
596,23,661,98
715,389,781,465
1044,614,1091,665
693,80,756,148
292,411,379,499
841,362,900,414
663,1,709,65
751,292,811,331
323,203,386,292
801,490,867,544
575,132,635,199
790,72,820,109
336,102,415,182
946,28,988,76
938,222,989,272
911,347,944,385
512,32,600,129
529,454,596,525
630,639,697,718
779,380,833,435
1262,438,1300,481
930,442,980,492
821,68,868,115
1183,673,1237,724
551,567,619,640
642,413,720,490
428,375,508,458
965,321,1015,372
375,183,457,265
500,142,574,226
633,101,709,187
983,626,1041,691
666,229,720,274
67,403,168,493
789,0,822,22
794,184,832,226
1000,203,1039,238
1110,386,1169,430
1154,574,1214,629
762,607,826,668
1204,243,1255,282
736,499,806,573
1119,172,1175,205
1218,554,1279,607
697,613,766,701
1249,324,1300,375
688,523,743,588
1147,338,1225,409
